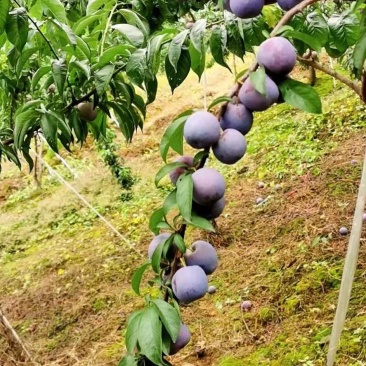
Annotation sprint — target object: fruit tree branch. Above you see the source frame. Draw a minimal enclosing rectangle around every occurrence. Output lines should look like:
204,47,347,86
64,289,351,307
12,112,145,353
297,56,362,97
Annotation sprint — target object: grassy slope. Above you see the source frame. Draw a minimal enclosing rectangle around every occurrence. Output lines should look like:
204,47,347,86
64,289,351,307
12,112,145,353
2,62,366,366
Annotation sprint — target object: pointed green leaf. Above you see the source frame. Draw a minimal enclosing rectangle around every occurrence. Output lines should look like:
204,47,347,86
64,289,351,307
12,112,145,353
137,307,163,365
42,0,67,23
40,113,59,152
168,30,189,72
131,262,151,295
0,0,10,35
155,162,187,187
95,64,115,96
176,174,193,222
126,310,143,354
52,58,67,96
5,7,28,51
278,79,322,114
152,299,181,343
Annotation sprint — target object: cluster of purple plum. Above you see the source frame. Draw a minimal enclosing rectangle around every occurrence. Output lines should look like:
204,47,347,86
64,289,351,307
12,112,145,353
225,0,301,18
148,236,218,354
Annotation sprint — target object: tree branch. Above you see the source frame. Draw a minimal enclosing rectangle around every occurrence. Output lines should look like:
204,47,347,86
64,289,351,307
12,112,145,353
217,0,322,117
297,56,362,97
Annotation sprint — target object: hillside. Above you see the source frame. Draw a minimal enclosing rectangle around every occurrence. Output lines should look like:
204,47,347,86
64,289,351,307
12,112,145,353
1,61,366,366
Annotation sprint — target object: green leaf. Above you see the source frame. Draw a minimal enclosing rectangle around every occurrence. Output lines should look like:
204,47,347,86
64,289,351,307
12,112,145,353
5,7,29,51
193,150,209,165
32,65,51,91
151,240,166,273
163,190,177,216
303,11,329,47
86,0,112,15
160,112,191,162
112,24,145,48
149,208,165,235
155,162,187,187
119,9,149,39
126,310,143,354
50,19,77,46
249,67,266,96
14,109,40,150
190,19,206,52
42,0,67,23
189,42,205,81
165,49,191,93
208,95,232,112
168,30,189,72
118,356,137,366
131,262,151,295
98,45,133,66
278,79,322,114
16,47,38,77
148,34,168,74
152,299,180,343
353,32,366,78
126,49,147,88
73,14,100,35
95,64,115,96
138,307,163,365
40,113,59,152
284,30,321,53
210,27,231,72
0,0,10,35
176,174,193,222
52,59,67,96
188,213,215,232
173,233,186,254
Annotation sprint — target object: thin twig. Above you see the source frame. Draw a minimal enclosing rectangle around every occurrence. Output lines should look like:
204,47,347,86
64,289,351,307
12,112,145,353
298,56,362,97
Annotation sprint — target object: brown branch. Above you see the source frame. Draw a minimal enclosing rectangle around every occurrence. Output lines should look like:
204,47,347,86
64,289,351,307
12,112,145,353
2,139,14,146
297,56,362,97
217,0,322,117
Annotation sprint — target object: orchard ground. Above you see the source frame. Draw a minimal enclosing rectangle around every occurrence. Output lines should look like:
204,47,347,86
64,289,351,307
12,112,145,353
2,58,366,366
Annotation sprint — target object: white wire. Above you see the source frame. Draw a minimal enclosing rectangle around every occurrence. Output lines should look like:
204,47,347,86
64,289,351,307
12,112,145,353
32,151,144,258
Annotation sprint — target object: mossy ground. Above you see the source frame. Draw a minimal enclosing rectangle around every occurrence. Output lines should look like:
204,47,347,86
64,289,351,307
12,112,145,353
2,60,366,366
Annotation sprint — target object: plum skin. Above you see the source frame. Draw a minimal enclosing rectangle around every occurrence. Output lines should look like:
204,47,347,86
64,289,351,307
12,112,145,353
220,102,253,135
238,75,279,112
170,323,191,355
184,241,218,275
230,0,264,19
184,111,221,149
77,102,98,122
192,168,226,205
172,265,208,303
148,233,170,259
170,156,194,185
193,196,226,220
277,0,303,11
213,129,247,165
257,37,297,75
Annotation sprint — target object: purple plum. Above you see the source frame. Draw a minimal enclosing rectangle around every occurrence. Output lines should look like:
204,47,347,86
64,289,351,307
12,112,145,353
241,300,253,311
230,0,264,19
339,227,348,236
184,111,221,149
277,0,302,10
193,196,226,220
213,129,247,165
148,233,170,259
172,266,208,303
238,75,279,112
220,102,253,135
170,323,191,355
192,168,226,205
257,37,297,75
184,241,218,275
208,285,217,294
170,156,194,185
